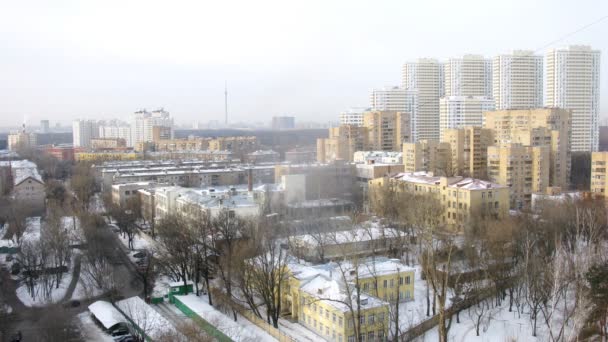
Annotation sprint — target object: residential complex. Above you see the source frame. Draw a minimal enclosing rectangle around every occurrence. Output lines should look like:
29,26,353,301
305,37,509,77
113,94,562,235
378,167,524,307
272,116,296,130
130,108,174,147
492,51,543,110
483,108,571,190
72,119,99,148
402,58,444,141
339,107,369,127
439,96,495,138
443,127,494,179
444,55,492,97
317,125,368,163
369,87,418,114
546,45,601,152
8,127,37,151
402,140,451,175
487,144,550,209
363,111,411,151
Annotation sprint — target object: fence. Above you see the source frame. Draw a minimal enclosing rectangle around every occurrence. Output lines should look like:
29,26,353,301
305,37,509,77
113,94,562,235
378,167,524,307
210,288,297,342
171,295,234,342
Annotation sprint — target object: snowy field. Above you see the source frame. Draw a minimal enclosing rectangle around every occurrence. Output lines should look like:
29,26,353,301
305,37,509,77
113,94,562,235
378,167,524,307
175,294,278,342
16,270,71,306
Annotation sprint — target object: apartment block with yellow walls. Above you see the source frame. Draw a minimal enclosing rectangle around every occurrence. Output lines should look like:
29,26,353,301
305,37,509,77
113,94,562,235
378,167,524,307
487,143,550,209
591,152,608,197
369,172,509,229
75,151,141,162
443,127,494,179
284,258,413,342
317,125,369,163
483,108,571,189
402,140,451,175
363,111,412,151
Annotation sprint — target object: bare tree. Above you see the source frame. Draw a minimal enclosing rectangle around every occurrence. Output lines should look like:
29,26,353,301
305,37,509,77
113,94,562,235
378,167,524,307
155,214,195,292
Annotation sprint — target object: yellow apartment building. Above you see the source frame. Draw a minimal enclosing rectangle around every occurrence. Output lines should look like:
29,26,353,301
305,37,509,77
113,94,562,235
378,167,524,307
487,143,550,209
591,152,608,196
317,125,369,163
483,108,571,189
369,172,509,230
363,111,411,152
402,140,451,175
443,127,494,179
75,151,141,162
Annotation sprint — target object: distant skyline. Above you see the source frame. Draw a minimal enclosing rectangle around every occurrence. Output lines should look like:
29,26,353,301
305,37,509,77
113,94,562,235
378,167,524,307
0,0,607,126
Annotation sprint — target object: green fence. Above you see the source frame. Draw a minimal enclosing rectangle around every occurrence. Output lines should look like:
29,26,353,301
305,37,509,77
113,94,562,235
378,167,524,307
172,296,233,342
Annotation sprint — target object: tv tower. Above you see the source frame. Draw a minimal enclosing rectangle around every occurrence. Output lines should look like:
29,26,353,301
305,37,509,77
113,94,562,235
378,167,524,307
224,81,228,126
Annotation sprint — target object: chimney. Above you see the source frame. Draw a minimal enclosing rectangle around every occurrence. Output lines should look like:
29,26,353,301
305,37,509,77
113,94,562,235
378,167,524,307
247,168,253,192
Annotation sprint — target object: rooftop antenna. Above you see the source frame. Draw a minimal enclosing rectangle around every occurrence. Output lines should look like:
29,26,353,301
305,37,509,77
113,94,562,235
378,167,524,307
224,81,228,126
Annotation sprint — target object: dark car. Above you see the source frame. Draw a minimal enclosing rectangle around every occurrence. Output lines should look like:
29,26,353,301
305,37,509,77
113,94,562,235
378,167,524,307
132,251,146,259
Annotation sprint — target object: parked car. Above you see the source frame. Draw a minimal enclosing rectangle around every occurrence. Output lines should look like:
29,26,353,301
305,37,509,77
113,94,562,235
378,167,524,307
132,251,146,259
5,255,13,262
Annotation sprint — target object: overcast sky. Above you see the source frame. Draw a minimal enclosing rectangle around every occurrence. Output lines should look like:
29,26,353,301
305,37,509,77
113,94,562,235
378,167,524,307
0,0,606,127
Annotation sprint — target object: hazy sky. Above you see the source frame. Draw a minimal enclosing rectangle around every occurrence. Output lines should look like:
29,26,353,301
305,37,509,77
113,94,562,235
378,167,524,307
1,0,607,127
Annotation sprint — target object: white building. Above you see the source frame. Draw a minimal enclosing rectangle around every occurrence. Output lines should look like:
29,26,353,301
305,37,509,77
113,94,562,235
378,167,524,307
72,119,100,148
546,45,601,152
444,55,492,98
0,160,45,212
353,151,402,164
8,127,37,151
131,109,174,146
154,185,267,222
98,120,132,147
402,58,444,141
339,107,369,127
439,96,495,139
493,50,543,110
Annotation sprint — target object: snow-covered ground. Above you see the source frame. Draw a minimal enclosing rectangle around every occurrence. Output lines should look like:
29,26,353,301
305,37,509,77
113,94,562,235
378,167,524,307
116,296,179,340
117,230,155,251
0,217,41,248
16,271,71,307
76,312,115,342
175,293,277,342
395,266,454,334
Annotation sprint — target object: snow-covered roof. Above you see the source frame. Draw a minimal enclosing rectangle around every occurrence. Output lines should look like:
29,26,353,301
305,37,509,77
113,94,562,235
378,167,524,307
0,160,43,185
88,300,127,330
290,224,402,247
248,150,279,156
299,274,387,312
116,296,177,339
391,172,505,190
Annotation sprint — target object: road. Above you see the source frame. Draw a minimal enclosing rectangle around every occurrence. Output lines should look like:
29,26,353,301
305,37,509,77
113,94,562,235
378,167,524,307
2,224,144,341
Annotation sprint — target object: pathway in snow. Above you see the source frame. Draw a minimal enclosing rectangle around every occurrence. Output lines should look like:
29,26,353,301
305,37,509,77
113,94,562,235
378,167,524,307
61,254,82,302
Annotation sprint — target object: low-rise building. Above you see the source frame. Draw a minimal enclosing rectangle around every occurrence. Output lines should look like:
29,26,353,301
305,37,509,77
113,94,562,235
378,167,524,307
353,151,402,165
246,150,280,164
370,172,509,230
289,225,404,263
284,257,414,341
0,160,45,213
111,182,160,206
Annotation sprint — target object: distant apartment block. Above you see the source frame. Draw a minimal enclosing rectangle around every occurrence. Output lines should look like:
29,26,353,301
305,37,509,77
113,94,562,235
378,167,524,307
73,119,100,148
591,152,608,196
444,55,492,97
443,127,494,179
402,59,443,141
272,116,296,130
131,108,174,147
339,107,369,126
317,125,368,163
363,111,412,151
546,45,601,152
402,140,451,175
439,96,494,138
493,51,543,110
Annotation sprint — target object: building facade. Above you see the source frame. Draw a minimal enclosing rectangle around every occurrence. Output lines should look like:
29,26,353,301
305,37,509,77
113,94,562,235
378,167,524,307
402,59,444,141
444,55,492,98
546,45,601,152
339,108,369,127
483,108,571,190
363,111,411,151
591,152,608,196
492,51,543,110
443,127,494,179
402,140,451,175
73,119,100,148
487,143,550,209
439,96,495,138
317,125,369,163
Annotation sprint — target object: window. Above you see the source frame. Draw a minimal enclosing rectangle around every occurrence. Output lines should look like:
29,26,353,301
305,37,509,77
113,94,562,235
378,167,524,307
378,313,384,322
314,320,317,328
405,276,411,284
368,314,375,324
359,334,365,342
313,304,317,313
326,311,329,319
383,280,387,288
333,330,336,339
339,317,343,327
360,315,365,325
333,313,336,323
348,319,353,328
320,323,323,332
399,277,403,285
326,327,329,336
339,334,343,342
319,308,323,316
363,283,369,291
378,330,385,340
368,331,375,341
406,290,411,299
390,279,394,288
348,336,355,342
482,192,486,198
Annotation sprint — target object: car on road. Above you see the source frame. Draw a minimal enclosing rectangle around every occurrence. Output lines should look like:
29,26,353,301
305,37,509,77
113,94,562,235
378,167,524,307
108,224,121,233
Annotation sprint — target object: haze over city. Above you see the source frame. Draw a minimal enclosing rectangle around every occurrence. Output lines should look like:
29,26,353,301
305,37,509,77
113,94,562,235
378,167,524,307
1,0,607,126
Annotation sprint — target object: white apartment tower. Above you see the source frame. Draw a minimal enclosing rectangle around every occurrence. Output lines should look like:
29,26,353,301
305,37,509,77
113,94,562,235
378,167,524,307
493,51,543,110
131,108,174,146
339,107,369,127
72,119,99,148
444,55,492,98
546,45,601,152
439,96,495,139
402,59,444,141
98,120,133,147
